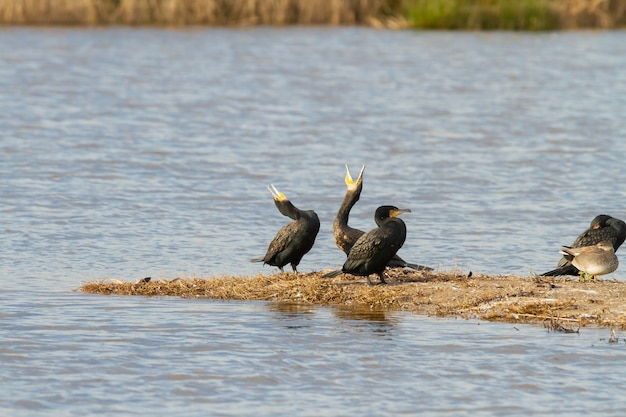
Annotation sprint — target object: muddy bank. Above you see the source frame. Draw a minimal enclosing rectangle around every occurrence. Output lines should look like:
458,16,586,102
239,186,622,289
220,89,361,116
80,269,626,330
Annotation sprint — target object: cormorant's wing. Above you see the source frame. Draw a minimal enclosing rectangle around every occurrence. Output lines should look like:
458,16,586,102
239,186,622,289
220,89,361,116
343,228,399,274
263,221,300,262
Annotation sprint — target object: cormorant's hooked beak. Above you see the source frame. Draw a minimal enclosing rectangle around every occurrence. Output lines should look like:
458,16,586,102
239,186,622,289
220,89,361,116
345,164,365,189
390,208,411,217
268,184,288,202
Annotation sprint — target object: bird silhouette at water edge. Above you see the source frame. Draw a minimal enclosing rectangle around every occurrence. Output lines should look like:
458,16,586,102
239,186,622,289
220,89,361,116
541,214,626,277
324,205,410,285
250,184,320,273
559,240,619,282
332,164,431,272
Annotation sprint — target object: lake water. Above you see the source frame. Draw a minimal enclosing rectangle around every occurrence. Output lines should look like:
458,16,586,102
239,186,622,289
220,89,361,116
1,27,626,415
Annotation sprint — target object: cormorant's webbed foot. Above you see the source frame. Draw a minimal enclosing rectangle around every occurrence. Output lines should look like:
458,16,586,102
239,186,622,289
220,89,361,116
366,273,387,286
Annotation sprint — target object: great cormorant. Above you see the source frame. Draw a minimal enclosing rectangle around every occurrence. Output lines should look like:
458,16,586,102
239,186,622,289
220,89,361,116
332,164,432,271
333,164,366,255
251,184,320,273
559,240,618,282
541,214,626,276
324,205,409,285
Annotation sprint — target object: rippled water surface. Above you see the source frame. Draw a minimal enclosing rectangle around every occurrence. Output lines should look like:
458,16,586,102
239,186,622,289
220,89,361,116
2,27,626,415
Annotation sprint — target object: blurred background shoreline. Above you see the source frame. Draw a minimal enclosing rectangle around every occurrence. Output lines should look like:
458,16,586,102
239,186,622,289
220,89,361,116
0,0,625,30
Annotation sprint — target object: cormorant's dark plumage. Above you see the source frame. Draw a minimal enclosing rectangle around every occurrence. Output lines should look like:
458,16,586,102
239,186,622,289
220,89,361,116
325,205,409,285
332,165,432,272
333,164,366,256
251,184,320,273
541,214,626,276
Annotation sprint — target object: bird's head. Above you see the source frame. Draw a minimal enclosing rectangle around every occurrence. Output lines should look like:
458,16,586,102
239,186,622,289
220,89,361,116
590,214,612,229
375,205,411,224
597,241,615,252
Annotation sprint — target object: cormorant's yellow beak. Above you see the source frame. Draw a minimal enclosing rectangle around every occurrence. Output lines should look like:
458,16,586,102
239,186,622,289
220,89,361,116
390,208,411,217
268,184,288,202
345,164,365,188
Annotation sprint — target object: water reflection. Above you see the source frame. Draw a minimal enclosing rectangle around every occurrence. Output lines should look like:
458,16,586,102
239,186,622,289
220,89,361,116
266,302,397,336
332,306,391,323
332,306,396,338
266,302,317,329
267,301,317,316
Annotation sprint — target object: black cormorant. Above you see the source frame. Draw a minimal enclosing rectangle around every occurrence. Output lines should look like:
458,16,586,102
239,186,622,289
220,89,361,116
324,205,409,285
251,184,320,273
541,214,626,276
333,164,366,255
332,164,432,272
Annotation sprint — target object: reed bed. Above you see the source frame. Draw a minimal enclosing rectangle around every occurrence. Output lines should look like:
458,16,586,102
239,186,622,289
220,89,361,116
0,0,624,28
0,0,400,26
81,270,626,329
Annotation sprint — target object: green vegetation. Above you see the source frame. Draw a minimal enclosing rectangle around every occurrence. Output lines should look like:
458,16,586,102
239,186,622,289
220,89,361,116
0,0,624,29
403,0,626,30
404,0,560,30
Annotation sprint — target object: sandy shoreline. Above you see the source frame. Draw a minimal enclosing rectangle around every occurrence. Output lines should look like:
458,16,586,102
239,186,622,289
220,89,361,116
80,270,626,330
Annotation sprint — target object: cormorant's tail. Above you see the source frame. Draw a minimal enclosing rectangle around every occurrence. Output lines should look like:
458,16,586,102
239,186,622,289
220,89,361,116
387,256,433,271
322,270,343,278
540,264,579,277
403,262,434,272
250,258,264,263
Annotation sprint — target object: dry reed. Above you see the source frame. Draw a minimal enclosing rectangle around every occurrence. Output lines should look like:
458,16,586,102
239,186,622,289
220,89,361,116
81,270,626,329
553,0,626,28
0,0,398,25
0,0,624,28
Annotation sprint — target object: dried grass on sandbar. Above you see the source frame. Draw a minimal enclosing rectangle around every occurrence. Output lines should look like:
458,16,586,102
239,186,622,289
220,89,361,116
81,269,626,330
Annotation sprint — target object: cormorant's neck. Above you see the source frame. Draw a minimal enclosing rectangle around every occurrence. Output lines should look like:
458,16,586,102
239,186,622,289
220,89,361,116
274,199,300,220
335,189,360,227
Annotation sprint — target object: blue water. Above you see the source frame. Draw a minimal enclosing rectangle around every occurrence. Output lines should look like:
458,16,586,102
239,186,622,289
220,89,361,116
2,27,626,416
